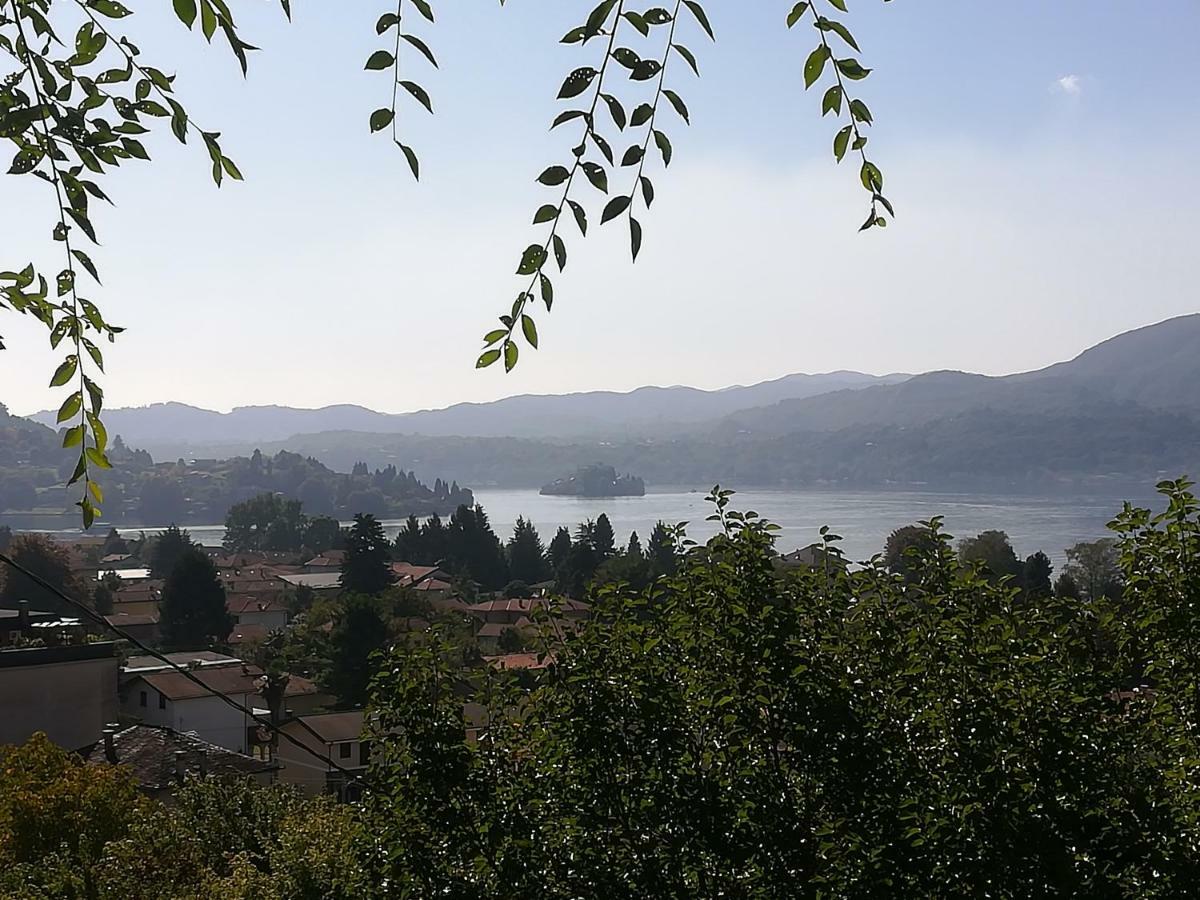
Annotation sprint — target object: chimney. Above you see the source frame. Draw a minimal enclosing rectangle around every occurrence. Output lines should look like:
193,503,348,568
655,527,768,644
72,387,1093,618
16,599,29,632
102,726,118,763
174,750,187,783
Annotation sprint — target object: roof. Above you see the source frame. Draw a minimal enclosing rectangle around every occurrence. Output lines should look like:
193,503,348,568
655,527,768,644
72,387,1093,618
305,550,345,567
226,595,287,615
123,651,240,675
412,578,453,592
134,665,318,702
391,563,442,585
476,619,534,639
778,544,849,569
287,710,364,744
104,613,159,628
84,725,277,789
108,567,153,581
115,579,163,596
278,572,342,590
227,623,270,645
483,653,550,670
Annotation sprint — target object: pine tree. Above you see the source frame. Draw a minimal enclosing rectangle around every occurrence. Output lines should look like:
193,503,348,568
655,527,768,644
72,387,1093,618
160,548,232,648
626,531,644,560
593,514,616,558
507,516,550,584
395,514,424,562
421,513,449,565
548,527,572,571
148,524,194,579
340,514,395,595
446,504,509,591
647,521,678,577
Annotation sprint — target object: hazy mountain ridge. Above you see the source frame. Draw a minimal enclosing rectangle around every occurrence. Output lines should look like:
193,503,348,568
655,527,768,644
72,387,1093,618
29,370,910,455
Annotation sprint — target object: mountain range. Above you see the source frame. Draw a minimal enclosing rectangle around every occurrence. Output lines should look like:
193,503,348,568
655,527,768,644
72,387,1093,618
19,313,1200,493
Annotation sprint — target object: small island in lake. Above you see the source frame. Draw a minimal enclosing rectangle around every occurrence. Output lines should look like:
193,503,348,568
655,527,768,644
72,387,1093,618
540,464,646,498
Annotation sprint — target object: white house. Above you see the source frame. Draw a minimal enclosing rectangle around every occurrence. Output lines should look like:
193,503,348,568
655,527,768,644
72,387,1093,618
121,664,322,754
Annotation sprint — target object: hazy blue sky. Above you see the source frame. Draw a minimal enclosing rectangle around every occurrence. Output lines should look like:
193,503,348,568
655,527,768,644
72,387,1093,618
3,0,1198,415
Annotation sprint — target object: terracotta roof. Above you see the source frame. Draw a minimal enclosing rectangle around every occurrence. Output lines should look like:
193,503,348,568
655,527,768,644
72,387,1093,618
116,579,164,596
227,624,271,645
391,563,442,585
412,578,453,592
467,598,590,615
136,665,317,702
279,572,342,590
476,619,534,639
305,550,345,567
226,595,287,615
84,725,276,789
288,710,364,744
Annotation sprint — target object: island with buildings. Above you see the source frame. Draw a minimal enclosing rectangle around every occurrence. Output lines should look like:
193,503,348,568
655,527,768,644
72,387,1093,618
539,464,646,498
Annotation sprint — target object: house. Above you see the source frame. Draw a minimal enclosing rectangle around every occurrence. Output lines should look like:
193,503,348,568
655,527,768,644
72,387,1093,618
227,623,271,646
475,618,536,654
0,639,120,750
103,612,160,644
274,711,368,801
84,724,278,801
121,650,242,680
121,664,323,754
226,594,288,630
391,562,450,587
111,578,163,617
483,653,550,671
304,550,345,572
775,544,849,574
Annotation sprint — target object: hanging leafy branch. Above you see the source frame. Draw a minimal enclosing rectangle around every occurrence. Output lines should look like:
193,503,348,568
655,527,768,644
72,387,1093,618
477,0,714,372
789,0,894,230
366,0,436,180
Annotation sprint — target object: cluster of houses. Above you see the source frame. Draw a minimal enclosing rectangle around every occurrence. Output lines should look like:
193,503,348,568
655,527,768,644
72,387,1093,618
0,534,595,803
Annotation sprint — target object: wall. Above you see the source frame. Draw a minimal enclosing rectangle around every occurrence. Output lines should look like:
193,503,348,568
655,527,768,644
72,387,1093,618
0,644,119,750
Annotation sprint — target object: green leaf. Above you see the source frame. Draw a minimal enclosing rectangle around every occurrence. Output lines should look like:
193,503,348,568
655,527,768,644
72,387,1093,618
365,50,395,70
835,58,871,80
833,124,852,162
91,0,131,18
602,195,631,223
683,0,714,39
672,43,699,76
397,142,420,180
804,45,829,88
653,130,673,165
582,162,608,193
828,0,848,10
85,446,112,469
849,98,872,124
62,424,85,448
621,145,644,167
820,18,860,52
57,391,82,423
640,175,655,207
370,107,394,133
822,85,843,116
567,199,588,236
630,216,643,261
552,234,567,271
537,165,571,186
516,244,547,275
786,2,809,27
503,340,519,372
558,67,599,99
173,0,197,27
477,348,501,368
601,94,626,130
376,12,399,34
72,250,101,284
539,273,554,310
86,410,107,451
663,89,690,124
860,160,883,191
533,204,558,224
411,0,435,22
400,81,433,113
631,103,654,127
521,314,539,348
50,355,78,387
483,329,507,346
402,33,439,67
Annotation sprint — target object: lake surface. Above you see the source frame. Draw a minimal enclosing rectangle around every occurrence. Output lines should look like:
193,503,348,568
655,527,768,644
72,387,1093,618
115,487,1162,568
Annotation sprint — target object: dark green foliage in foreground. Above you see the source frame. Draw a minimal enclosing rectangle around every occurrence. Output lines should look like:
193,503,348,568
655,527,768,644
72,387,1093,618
340,514,394,596
160,548,233,648
364,481,1200,897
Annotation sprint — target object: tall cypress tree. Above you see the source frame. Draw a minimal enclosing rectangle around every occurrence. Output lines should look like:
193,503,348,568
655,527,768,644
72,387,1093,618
593,514,616,559
160,548,232,648
341,514,395,595
548,527,572,571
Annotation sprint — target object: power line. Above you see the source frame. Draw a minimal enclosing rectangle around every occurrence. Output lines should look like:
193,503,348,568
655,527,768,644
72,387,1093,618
0,550,374,793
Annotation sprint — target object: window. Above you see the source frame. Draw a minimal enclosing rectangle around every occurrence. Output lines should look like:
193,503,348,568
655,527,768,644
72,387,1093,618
339,742,352,759
158,693,166,710
139,690,147,707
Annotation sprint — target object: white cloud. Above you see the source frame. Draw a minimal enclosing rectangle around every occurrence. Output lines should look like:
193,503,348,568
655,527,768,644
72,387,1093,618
1055,74,1083,96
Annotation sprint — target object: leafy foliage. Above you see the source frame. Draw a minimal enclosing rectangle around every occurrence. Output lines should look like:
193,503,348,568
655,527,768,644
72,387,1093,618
340,513,394,596
160,545,233,648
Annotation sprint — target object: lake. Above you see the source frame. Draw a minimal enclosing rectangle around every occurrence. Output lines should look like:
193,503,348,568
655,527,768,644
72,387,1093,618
114,487,1162,567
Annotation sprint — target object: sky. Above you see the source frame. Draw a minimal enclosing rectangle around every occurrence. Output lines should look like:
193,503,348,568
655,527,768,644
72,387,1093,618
3,0,1198,416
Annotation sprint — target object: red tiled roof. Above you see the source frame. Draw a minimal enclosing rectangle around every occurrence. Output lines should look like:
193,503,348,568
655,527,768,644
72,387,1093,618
467,597,590,615
412,578,453,592
391,563,443,585
104,613,159,627
136,665,317,702
286,710,364,744
483,653,550,670
227,624,271,644
305,550,345,567
226,595,287,615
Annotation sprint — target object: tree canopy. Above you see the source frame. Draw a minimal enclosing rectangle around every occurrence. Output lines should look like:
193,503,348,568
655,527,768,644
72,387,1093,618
159,545,232,648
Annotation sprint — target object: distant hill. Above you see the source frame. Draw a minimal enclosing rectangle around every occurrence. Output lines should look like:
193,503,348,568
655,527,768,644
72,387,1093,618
721,315,1200,438
27,371,908,457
